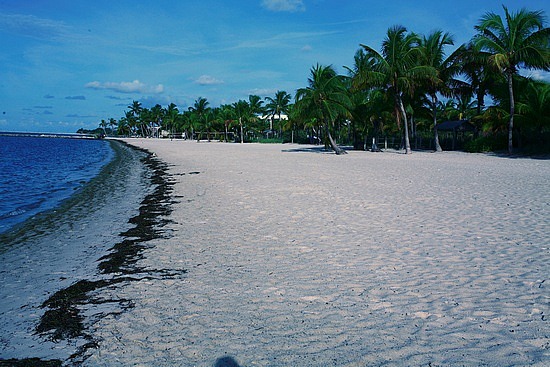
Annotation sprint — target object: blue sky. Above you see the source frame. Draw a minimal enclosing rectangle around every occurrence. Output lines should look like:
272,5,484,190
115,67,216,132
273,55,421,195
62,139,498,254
1,0,548,133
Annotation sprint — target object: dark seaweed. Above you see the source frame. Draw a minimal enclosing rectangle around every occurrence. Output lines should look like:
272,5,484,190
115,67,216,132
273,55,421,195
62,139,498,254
33,142,186,365
0,358,62,367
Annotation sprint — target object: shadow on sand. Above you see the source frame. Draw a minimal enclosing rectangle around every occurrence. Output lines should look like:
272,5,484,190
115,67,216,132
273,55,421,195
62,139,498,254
281,145,350,154
214,356,242,367
281,145,414,155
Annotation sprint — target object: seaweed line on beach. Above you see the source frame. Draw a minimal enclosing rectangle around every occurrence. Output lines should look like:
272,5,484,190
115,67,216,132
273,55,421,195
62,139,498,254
33,142,187,365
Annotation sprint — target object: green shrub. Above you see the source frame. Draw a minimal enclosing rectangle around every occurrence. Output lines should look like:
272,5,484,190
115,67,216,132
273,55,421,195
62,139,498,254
464,135,507,153
252,137,284,144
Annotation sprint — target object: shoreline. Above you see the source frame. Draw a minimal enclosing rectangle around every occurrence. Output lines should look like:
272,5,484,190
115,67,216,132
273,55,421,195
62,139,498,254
0,140,123,251
0,140,170,364
0,136,114,238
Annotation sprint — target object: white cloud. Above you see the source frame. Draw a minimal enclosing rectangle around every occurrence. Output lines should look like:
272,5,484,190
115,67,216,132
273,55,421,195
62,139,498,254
194,75,224,86
247,88,278,97
85,80,164,94
261,0,305,12
0,13,71,41
524,70,550,82
301,44,312,52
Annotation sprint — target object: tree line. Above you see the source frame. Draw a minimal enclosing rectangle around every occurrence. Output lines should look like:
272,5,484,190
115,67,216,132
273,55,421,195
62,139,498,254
88,5,549,155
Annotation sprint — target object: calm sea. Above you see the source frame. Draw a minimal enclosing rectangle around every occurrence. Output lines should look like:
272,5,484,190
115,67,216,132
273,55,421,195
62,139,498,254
0,136,114,234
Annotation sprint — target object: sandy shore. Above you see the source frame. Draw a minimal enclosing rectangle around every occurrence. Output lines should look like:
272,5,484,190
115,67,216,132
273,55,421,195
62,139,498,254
74,140,547,366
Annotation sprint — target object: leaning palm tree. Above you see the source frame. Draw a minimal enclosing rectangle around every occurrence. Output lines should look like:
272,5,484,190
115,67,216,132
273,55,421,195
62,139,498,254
419,30,463,151
474,6,550,153
354,25,435,154
294,64,352,155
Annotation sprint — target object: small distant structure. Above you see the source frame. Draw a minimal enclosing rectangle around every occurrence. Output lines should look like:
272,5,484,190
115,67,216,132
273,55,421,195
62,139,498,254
259,114,289,138
436,120,477,150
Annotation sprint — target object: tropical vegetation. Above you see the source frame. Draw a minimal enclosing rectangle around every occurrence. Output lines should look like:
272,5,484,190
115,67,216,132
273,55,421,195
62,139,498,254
88,5,549,155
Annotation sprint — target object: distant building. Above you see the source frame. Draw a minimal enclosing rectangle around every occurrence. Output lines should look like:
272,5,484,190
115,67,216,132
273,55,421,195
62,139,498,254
436,120,477,150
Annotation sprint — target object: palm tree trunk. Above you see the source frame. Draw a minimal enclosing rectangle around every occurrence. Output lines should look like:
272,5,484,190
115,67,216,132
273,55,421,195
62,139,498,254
278,112,283,137
507,73,515,154
239,117,244,144
325,124,347,155
397,95,412,154
476,90,484,116
432,94,442,152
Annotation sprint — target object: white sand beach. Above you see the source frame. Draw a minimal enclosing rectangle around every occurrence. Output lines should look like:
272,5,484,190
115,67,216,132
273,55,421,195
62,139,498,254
78,140,548,366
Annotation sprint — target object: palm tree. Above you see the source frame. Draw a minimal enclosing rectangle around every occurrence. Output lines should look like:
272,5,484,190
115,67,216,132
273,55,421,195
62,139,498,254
453,93,478,121
128,100,144,136
346,49,389,150
233,100,250,144
265,90,292,136
117,117,130,137
248,94,264,115
99,119,108,136
108,118,117,136
354,25,435,154
475,6,550,153
123,110,137,136
294,64,352,155
150,104,164,138
517,80,550,131
218,104,235,142
515,80,550,147
181,109,194,139
248,94,265,137
419,30,463,151
457,42,498,117
129,100,142,117
164,103,179,138
189,97,210,141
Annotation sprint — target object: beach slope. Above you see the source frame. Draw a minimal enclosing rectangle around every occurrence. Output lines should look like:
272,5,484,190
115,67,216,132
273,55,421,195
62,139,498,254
87,140,549,366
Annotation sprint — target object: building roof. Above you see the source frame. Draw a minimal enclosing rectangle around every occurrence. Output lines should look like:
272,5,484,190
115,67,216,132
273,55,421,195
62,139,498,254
437,120,476,132
259,114,289,121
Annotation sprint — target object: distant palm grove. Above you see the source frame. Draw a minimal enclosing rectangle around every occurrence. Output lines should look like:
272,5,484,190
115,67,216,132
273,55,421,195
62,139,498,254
83,6,549,154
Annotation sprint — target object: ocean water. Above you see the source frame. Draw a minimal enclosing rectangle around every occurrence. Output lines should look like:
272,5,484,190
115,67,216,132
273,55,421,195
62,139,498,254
0,136,114,234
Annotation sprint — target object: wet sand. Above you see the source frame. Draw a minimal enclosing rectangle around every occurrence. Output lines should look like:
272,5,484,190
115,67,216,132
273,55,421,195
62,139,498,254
0,141,150,363
82,140,548,366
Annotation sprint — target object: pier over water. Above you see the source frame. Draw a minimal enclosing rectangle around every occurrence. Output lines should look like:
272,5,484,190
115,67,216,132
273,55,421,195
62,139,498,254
0,131,100,139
